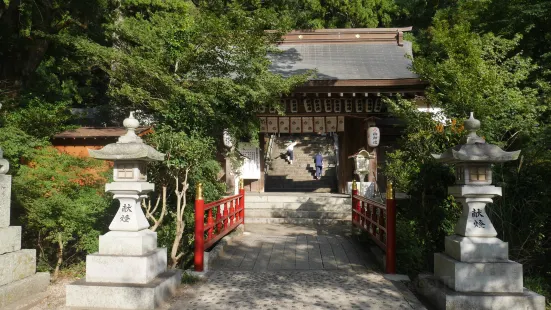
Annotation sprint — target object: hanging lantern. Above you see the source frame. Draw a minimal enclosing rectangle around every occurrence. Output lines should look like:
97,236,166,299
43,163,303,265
223,129,233,148
367,126,380,147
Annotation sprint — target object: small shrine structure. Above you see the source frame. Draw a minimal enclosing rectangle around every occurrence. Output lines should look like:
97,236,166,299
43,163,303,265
418,113,545,309
66,113,181,309
348,149,376,197
238,27,429,193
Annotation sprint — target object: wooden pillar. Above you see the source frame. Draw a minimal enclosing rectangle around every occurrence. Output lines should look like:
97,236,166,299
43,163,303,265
385,180,396,274
194,183,205,272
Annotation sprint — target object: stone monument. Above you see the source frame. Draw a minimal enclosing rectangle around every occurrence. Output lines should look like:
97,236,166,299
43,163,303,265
66,112,181,309
0,146,50,308
417,113,545,309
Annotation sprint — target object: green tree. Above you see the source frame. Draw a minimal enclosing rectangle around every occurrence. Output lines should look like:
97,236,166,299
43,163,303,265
8,144,110,278
144,127,224,268
384,100,463,272
197,0,399,29
386,2,551,299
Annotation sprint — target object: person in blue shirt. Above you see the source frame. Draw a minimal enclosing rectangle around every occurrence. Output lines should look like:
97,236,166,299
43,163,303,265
314,152,323,180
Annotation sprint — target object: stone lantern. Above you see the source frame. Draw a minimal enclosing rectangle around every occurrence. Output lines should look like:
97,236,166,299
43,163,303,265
66,112,181,310
418,113,545,309
348,149,375,197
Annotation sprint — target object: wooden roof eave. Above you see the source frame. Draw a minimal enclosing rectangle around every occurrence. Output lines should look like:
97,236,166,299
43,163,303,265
289,79,428,93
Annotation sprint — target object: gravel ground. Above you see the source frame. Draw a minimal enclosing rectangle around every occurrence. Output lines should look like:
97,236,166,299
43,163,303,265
27,276,198,310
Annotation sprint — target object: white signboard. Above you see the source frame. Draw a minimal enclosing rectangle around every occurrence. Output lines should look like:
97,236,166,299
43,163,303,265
239,148,261,179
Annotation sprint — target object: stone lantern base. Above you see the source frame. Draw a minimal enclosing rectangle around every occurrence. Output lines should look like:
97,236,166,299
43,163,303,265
66,229,181,309
417,274,544,309
417,234,546,309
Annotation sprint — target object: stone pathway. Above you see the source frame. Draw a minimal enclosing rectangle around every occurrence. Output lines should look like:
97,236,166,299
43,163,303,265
170,224,423,310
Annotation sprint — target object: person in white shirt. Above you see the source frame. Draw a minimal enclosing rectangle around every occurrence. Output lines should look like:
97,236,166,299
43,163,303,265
285,140,298,164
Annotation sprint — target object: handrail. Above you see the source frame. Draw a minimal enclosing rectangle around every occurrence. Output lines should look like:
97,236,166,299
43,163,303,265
351,180,396,274
194,180,245,271
264,134,275,172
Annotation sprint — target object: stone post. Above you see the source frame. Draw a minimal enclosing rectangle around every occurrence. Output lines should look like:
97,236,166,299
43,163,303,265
0,148,50,309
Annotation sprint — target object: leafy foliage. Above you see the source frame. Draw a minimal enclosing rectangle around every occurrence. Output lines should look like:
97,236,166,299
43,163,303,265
197,0,399,29
11,146,111,277
385,100,463,272
385,1,551,298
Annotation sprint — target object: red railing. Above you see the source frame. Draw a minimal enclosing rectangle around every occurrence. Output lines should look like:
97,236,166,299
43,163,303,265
351,180,396,274
194,181,245,271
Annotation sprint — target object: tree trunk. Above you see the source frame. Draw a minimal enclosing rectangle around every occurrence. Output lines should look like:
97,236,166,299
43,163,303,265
151,186,167,231
170,220,184,269
53,233,63,280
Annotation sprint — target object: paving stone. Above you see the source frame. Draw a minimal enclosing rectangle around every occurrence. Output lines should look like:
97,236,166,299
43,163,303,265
178,225,422,309
171,270,415,310
281,237,297,269
253,242,274,271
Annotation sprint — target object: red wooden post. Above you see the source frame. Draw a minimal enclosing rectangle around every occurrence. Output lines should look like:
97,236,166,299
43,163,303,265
371,203,377,235
351,180,358,223
207,208,214,241
216,206,222,233
229,200,235,225
239,178,245,227
223,202,228,230
361,202,366,228
194,183,205,271
385,180,397,274
378,206,385,243
365,204,370,230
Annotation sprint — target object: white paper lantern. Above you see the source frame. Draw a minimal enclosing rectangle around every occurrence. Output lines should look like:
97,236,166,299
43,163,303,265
223,129,233,148
367,126,380,147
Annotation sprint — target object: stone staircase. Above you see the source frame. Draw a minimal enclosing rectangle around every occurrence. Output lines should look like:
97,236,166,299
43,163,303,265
245,192,351,224
265,134,337,193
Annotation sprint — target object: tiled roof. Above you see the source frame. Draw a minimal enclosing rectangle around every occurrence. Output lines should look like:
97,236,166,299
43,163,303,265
269,41,416,80
53,127,151,139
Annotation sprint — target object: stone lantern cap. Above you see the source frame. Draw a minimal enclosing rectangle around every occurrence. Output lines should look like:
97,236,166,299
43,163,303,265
348,149,374,160
89,112,165,161
432,112,520,164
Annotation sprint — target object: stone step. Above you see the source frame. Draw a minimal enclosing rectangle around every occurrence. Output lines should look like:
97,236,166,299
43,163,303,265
245,194,350,204
245,202,350,211
268,136,337,193
265,174,336,180
267,170,336,176
266,179,334,184
265,179,336,186
264,185,336,192
268,163,336,167
270,153,335,157
264,187,335,193
246,209,350,219
245,217,349,224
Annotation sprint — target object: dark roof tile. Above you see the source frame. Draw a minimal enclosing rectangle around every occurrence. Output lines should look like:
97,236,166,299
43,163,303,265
269,41,416,80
